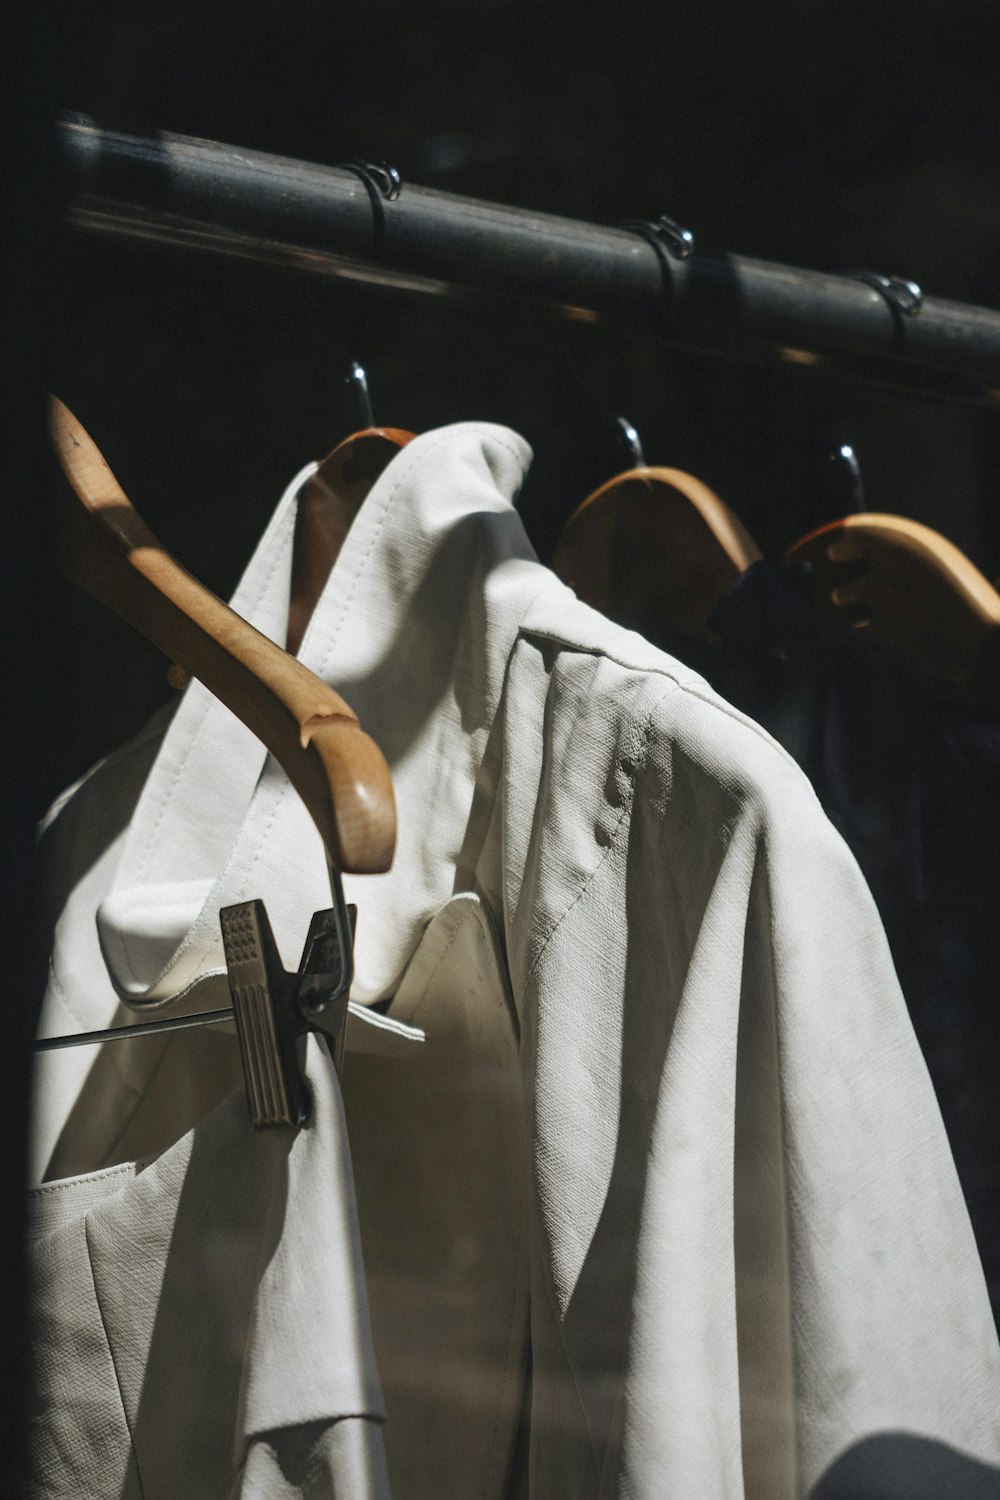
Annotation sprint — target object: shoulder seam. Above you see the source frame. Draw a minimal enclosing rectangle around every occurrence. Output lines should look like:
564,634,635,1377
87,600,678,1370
519,624,806,780
521,677,676,994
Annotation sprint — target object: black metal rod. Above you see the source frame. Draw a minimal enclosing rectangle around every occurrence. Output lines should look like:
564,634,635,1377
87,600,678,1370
59,115,1000,407
35,1007,235,1051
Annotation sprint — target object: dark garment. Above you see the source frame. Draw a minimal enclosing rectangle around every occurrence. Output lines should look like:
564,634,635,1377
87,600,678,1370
651,559,1000,1325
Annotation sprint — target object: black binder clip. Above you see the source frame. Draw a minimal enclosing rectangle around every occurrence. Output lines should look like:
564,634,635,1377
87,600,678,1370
36,866,360,1134
220,871,357,1129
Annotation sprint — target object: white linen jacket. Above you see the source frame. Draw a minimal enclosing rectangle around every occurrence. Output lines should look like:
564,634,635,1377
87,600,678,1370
30,1035,391,1500
34,423,1000,1498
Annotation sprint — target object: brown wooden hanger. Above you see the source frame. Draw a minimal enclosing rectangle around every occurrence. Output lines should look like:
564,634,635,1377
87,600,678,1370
50,397,397,873
553,461,762,644
287,425,413,654
786,513,1000,709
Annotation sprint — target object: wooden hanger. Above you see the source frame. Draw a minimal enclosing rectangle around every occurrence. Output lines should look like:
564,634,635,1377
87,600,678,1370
786,513,1000,709
50,397,396,873
553,465,762,643
287,426,414,653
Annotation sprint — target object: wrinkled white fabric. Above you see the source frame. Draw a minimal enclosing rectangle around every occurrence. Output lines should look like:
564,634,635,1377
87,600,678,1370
34,424,1000,1498
30,1037,390,1500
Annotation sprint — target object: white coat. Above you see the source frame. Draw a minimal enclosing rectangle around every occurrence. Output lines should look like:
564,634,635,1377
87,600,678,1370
33,424,1000,1498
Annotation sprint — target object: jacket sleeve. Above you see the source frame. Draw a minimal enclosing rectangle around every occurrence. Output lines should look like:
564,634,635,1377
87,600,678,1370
487,642,1000,1499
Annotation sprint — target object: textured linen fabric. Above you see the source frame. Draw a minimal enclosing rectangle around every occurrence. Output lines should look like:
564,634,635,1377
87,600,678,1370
646,556,1000,1328
34,425,1000,1497
30,1037,390,1500
342,892,530,1497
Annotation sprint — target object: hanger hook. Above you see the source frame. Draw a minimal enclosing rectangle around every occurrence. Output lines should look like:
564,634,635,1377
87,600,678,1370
850,270,923,318
339,160,402,202
335,161,402,253
616,415,646,469
829,442,866,513
347,362,375,428
619,213,695,261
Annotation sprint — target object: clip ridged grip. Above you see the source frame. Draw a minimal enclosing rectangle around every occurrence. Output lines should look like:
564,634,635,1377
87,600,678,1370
221,901,307,1128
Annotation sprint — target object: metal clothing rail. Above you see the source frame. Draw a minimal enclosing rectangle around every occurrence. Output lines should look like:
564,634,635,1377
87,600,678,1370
60,115,1000,409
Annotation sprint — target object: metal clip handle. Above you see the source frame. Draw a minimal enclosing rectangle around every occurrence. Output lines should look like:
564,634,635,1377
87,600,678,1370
220,864,356,1129
221,900,308,1129
220,891,355,1129
37,869,360,1135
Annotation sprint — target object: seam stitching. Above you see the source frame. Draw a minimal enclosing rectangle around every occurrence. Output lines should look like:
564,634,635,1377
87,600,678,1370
311,427,461,679
521,626,807,779
83,1215,149,1500
123,473,294,906
31,1159,142,1198
311,426,527,681
521,684,669,992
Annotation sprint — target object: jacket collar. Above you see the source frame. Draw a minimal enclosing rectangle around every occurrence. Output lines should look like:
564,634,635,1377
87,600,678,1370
98,423,536,1008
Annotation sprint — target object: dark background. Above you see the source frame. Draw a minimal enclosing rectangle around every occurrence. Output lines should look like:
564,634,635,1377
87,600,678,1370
7,0,1000,1485
51,0,1000,786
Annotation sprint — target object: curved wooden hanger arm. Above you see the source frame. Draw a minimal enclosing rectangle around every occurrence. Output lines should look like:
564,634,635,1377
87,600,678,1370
553,465,762,643
50,397,396,873
786,512,1000,709
287,427,414,654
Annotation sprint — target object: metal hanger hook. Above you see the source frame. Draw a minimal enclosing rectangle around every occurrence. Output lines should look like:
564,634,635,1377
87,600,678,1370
336,161,401,254
851,270,923,318
616,415,647,469
347,362,375,428
829,442,866,513
620,213,695,260
339,160,402,201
